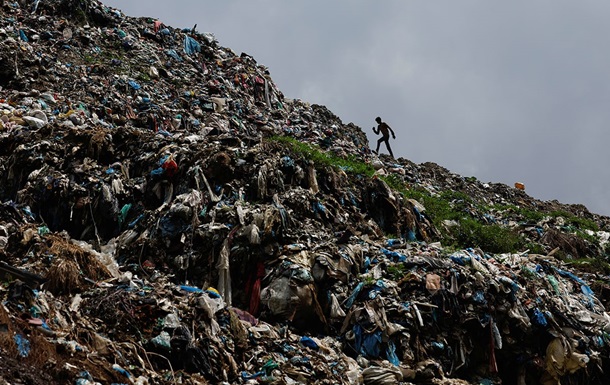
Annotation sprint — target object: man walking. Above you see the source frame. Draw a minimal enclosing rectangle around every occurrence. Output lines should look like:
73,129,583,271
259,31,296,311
372,116,396,157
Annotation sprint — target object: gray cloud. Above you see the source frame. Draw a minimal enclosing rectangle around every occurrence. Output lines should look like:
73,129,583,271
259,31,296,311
104,0,610,215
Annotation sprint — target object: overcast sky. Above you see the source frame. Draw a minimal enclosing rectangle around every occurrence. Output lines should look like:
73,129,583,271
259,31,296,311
104,0,610,217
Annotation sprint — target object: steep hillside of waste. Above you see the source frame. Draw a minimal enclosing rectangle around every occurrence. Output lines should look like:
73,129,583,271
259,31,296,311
1,1,610,384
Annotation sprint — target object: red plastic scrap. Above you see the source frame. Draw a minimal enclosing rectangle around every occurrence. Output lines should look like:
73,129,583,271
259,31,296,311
161,157,178,177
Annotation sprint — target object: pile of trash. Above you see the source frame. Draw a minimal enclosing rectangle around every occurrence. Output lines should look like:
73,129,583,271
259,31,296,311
1,1,610,384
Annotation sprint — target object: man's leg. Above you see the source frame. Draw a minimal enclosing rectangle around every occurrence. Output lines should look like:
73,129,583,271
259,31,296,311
376,137,384,154
385,139,394,158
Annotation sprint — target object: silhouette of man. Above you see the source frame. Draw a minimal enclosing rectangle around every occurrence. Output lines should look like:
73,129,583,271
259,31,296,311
372,116,396,157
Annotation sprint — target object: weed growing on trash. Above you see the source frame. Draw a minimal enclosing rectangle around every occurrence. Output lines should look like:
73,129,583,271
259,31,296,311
397,186,526,252
387,264,408,280
514,206,546,222
567,258,610,275
575,229,600,245
549,210,600,232
401,189,473,224
397,186,520,251
399,187,604,254
361,275,377,287
379,173,406,192
452,218,523,253
523,241,546,255
269,135,375,176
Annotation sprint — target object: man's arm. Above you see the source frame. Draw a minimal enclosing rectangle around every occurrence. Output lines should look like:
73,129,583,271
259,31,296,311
386,123,396,139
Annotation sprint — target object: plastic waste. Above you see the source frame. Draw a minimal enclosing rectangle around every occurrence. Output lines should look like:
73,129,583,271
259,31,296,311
14,334,30,357
299,336,319,350
183,35,201,55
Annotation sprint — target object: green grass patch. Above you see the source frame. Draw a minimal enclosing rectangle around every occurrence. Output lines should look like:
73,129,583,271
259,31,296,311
401,186,429,204
362,275,376,286
575,229,598,245
402,188,473,225
550,210,599,232
516,207,545,223
268,136,376,176
389,184,543,254
452,218,523,254
489,204,545,223
523,242,546,255
387,264,408,280
567,258,610,275
380,174,408,193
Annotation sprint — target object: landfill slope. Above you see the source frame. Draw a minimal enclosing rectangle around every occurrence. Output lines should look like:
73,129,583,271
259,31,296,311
1,1,610,384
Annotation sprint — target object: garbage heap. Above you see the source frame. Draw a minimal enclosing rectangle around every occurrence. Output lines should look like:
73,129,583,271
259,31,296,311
1,1,610,384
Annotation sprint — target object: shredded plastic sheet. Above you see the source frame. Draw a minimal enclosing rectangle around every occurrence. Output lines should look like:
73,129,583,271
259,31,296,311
183,35,201,55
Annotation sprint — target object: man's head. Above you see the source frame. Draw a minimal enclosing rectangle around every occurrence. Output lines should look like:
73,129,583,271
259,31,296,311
375,117,382,124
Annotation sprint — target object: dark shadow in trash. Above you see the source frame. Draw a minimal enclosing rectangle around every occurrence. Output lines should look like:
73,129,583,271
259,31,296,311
170,325,219,380
0,261,46,288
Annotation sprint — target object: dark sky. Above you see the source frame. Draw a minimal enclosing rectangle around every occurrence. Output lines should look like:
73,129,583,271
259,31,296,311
104,0,610,216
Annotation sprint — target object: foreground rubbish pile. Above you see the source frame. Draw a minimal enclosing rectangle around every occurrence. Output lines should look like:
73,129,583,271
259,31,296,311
2,1,610,384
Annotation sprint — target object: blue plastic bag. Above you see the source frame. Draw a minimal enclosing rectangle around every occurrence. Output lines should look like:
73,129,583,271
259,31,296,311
299,336,319,351
531,308,548,327
386,340,400,366
183,36,201,55
381,248,407,262
345,282,364,309
14,334,30,357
